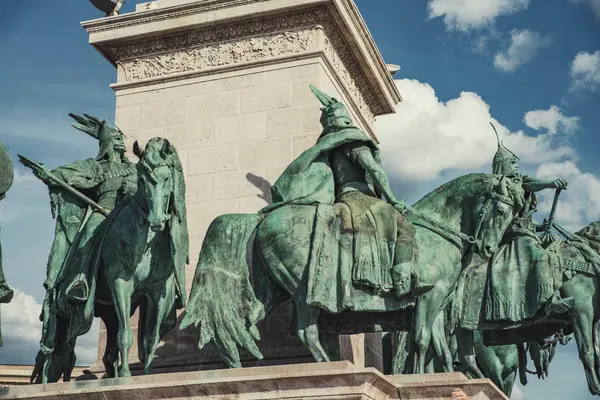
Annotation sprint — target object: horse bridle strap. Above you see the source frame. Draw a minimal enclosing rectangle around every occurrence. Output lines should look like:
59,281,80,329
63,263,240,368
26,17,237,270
405,188,514,251
404,204,476,245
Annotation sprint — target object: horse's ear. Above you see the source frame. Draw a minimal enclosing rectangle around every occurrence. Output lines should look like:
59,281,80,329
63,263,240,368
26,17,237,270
161,138,172,156
133,141,143,159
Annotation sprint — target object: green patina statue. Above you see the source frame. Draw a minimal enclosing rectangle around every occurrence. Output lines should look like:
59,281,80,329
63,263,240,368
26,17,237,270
389,121,600,396
0,140,14,346
181,86,524,371
24,116,187,382
484,123,571,324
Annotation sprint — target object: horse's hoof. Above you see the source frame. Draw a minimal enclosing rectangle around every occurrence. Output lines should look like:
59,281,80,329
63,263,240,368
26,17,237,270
118,369,131,378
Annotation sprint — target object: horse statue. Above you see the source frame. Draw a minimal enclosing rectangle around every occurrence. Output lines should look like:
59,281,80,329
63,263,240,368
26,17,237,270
434,219,600,396
98,137,188,377
180,86,525,370
27,136,187,382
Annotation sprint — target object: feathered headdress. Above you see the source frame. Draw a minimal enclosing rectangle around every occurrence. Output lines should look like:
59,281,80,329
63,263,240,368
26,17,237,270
69,113,125,160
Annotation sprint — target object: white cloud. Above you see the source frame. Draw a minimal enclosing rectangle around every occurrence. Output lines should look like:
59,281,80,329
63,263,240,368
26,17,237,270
375,79,573,181
570,0,600,19
376,78,599,233
569,50,600,93
523,105,579,135
1,289,99,366
427,0,530,31
493,29,551,72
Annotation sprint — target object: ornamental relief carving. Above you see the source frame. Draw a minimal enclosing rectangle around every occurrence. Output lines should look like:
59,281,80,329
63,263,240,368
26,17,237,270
108,9,382,118
117,29,319,82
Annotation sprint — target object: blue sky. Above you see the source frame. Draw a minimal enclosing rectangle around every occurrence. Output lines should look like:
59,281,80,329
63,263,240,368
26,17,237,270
0,1,599,398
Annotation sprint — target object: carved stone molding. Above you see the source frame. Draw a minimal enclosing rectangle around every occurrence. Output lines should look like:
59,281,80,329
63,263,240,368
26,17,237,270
116,28,319,82
105,9,383,121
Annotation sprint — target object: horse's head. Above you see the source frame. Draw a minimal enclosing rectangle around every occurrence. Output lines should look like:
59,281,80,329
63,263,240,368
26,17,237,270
134,138,182,232
472,175,525,258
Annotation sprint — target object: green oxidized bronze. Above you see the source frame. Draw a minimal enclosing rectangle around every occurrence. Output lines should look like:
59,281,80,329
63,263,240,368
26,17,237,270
24,116,187,382
388,121,600,397
181,86,524,370
0,140,14,347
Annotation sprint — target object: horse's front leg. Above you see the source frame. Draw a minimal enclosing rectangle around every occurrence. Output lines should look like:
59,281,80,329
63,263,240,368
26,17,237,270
430,310,454,372
143,275,177,374
456,328,485,378
110,277,134,377
413,285,447,374
294,300,330,362
572,308,600,395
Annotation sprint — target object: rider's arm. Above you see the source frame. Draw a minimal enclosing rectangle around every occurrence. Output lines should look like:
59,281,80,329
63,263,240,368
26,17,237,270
39,158,102,190
522,175,567,192
350,145,401,206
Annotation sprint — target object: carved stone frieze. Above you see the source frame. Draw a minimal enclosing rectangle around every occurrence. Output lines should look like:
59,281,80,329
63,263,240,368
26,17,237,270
106,9,383,120
117,28,319,82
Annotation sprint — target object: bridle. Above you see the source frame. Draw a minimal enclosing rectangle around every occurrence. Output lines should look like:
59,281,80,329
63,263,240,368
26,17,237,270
406,177,516,254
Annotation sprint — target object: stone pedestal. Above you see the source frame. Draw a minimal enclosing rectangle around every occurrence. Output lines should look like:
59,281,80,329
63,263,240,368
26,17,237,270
81,0,400,373
0,362,508,399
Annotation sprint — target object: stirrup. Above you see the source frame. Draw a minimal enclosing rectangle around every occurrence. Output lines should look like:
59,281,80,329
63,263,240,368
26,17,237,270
66,281,89,303
411,283,435,296
544,297,574,316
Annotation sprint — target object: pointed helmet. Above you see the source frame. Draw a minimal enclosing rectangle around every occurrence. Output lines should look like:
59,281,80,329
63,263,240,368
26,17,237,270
490,122,519,175
96,121,124,160
309,85,356,133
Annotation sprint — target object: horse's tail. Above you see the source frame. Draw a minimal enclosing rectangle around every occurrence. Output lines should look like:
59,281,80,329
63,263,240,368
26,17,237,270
180,213,264,368
392,330,414,374
517,343,528,386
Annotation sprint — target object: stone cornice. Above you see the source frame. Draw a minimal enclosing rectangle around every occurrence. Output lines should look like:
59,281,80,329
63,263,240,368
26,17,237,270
97,8,383,124
332,0,401,104
82,0,272,34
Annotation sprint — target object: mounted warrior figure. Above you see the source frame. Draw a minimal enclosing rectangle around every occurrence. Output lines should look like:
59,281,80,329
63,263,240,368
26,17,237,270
24,114,137,383
485,123,572,326
310,86,431,298
267,85,431,299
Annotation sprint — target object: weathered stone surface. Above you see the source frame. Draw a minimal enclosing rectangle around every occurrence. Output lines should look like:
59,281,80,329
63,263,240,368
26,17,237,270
0,362,506,399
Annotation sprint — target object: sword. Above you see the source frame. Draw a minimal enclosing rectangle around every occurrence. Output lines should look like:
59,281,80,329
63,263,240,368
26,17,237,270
17,154,109,217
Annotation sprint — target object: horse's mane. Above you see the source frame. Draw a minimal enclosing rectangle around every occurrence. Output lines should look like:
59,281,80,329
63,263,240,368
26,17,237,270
576,221,600,242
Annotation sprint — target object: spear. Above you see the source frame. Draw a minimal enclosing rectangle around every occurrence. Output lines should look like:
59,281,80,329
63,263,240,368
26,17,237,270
17,154,109,217
541,188,561,247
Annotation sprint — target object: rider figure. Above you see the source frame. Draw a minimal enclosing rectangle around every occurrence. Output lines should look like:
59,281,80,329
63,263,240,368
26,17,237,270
314,87,431,298
35,118,136,303
489,124,573,318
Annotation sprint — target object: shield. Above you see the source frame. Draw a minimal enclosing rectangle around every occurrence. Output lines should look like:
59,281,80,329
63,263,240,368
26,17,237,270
0,142,14,196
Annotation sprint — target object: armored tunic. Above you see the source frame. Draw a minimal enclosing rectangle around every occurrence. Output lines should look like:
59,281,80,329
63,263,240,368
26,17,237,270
47,158,136,294
330,142,416,292
485,174,559,323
